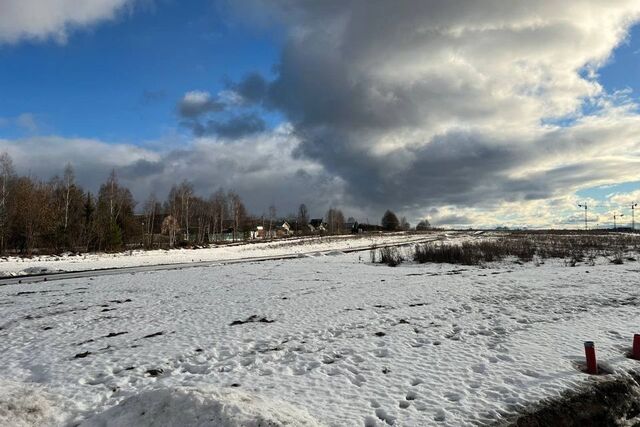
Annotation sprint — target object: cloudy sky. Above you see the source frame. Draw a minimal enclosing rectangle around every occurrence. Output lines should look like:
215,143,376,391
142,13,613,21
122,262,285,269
1,0,640,228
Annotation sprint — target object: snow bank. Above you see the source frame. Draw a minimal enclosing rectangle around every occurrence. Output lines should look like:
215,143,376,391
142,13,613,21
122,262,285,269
0,380,70,427
81,385,323,427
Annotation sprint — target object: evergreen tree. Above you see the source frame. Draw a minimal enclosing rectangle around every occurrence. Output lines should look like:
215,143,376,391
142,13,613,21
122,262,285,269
381,210,400,231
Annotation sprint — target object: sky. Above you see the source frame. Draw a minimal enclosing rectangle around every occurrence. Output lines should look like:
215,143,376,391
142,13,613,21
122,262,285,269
1,0,640,228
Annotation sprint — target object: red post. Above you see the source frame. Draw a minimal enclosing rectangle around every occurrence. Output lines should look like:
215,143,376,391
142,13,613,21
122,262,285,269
584,341,598,374
633,334,640,360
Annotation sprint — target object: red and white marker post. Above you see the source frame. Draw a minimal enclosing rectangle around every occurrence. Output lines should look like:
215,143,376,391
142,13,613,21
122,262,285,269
633,334,640,360
584,341,598,375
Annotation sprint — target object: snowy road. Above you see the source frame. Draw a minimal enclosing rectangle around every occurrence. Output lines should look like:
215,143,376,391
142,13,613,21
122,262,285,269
1,249,639,426
0,234,447,286
0,232,470,283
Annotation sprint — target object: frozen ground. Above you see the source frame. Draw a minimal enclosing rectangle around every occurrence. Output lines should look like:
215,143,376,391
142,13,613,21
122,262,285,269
1,248,639,426
0,232,467,277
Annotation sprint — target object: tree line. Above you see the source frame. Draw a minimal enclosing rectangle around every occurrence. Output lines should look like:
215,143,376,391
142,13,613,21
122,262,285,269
0,153,431,255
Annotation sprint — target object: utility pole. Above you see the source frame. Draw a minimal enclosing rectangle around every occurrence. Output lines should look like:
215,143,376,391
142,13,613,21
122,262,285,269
632,203,638,231
613,212,624,231
578,203,588,231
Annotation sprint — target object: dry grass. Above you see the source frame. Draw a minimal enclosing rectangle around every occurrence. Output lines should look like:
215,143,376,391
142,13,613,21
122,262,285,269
410,233,640,266
378,246,404,267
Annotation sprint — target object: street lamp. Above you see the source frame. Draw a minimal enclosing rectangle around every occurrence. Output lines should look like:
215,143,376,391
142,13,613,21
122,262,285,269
578,203,588,231
632,203,638,231
613,212,624,231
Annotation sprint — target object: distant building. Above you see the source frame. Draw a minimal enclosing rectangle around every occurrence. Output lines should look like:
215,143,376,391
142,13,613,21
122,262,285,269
344,220,359,233
276,221,292,237
309,218,327,232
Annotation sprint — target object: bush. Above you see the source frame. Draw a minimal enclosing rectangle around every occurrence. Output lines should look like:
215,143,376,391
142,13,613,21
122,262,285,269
412,234,640,266
369,244,378,263
611,252,624,264
414,239,535,265
378,246,404,266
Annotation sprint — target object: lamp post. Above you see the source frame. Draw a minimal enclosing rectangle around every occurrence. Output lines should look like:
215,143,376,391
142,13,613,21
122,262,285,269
632,203,638,231
578,203,588,231
613,212,624,231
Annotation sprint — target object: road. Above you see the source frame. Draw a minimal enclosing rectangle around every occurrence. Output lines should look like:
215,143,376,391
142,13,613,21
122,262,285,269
0,236,444,286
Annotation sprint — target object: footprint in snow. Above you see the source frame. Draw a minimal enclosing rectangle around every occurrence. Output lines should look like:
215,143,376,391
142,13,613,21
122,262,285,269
363,416,378,427
375,408,396,425
325,367,341,376
433,409,446,422
351,354,365,363
405,390,418,400
471,363,487,374
373,348,389,358
444,391,462,402
349,373,366,387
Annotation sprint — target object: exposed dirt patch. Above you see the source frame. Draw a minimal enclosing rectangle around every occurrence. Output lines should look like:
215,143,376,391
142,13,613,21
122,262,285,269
502,372,640,427
229,315,275,326
74,351,91,359
142,331,164,339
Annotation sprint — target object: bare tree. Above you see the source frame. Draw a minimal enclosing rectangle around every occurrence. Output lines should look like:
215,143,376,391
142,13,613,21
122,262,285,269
209,189,227,242
179,181,194,242
0,152,14,253
62,163,74,230
143,193,159,248
97,171,135,251
416,219,431,231
297,203,309,233
325,207,345,234
229,191,246,242
400,216,410,231
268,205,277,237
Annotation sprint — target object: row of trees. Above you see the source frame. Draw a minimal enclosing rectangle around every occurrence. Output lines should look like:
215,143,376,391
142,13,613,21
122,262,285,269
0,153,431,255
0,155,139,254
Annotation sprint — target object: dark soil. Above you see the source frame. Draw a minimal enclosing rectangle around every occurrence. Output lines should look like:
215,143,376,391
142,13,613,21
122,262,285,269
229,315,275,326
501,372,640,427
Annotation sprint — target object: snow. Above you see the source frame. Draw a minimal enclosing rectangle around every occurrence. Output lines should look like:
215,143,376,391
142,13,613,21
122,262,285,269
1,242,639,426
81,386,322,427
0,232,457,276
0,380,72,427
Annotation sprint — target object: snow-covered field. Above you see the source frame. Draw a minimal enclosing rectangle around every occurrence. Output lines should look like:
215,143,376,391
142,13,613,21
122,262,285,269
1,243,639,426
0,232,463,277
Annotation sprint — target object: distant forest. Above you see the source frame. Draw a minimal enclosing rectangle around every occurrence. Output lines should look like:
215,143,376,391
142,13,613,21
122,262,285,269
0,153,430,255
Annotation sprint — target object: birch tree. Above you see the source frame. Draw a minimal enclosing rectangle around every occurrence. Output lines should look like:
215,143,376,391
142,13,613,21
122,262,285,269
0,152,14,253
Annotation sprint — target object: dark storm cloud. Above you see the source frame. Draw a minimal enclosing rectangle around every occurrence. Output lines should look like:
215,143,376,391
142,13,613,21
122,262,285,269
434,214,473,226
228,73,269,105
184,113,266,138
208,113,266,138
177,91,225,119
229,0,640,214
119,159,165,179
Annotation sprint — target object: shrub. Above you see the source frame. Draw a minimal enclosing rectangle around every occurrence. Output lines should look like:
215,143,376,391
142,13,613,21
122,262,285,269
378,246,404,267
413,238,537,265
384,233,640,267
369,244,378,263
611,252,624,265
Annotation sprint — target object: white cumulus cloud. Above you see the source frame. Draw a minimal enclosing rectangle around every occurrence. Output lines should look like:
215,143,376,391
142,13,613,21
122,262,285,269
0,0,133,44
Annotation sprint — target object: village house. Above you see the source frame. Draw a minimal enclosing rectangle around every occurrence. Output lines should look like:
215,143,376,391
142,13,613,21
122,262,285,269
309,218,327,233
